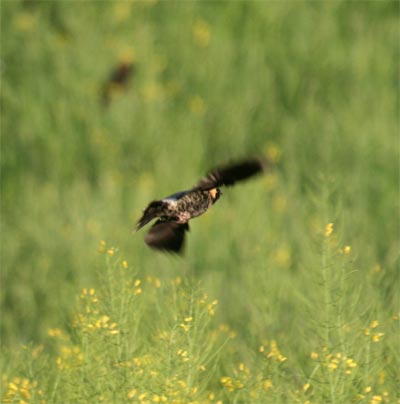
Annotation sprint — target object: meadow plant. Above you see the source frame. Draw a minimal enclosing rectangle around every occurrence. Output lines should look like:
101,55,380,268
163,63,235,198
2,238,398,403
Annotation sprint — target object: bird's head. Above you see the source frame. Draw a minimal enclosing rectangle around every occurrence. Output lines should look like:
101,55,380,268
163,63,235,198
209,188,222,204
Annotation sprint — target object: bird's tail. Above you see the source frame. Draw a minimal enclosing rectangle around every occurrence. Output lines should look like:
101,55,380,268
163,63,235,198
136,200,166,231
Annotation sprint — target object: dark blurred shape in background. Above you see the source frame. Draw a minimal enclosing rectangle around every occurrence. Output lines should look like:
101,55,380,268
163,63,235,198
101,59,135,107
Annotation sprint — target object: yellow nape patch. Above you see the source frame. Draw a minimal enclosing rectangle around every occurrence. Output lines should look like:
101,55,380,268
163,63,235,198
209,188,218,199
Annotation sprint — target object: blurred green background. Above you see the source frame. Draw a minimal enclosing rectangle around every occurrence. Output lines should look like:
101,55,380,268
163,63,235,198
1,0,398,354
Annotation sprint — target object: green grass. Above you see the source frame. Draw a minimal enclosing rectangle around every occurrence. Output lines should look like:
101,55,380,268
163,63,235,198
1,1,399,403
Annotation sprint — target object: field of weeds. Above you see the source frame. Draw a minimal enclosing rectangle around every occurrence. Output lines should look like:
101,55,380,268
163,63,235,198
1,1,399,403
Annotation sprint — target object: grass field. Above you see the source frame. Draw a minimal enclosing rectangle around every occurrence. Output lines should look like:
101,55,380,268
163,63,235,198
1,1,399,403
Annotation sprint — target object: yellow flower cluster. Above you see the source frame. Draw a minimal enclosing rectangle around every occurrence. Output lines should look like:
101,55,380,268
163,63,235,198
146,276,162,288
74,288,119,335
114,354,154,373
176,349,189,363
179,316,193,332
323,352,357,374
358,387,391,404
220,376,243,392
325,223,334,237
48,328,67,339
364,320,384,343
259,340,287,363
199,294,219,316
221,361,276,398
126,375,208,403
133,279,143,295
97,240,107,253
3,376,44,404
56,345,83,370
220,362,252,392
97,240,120,257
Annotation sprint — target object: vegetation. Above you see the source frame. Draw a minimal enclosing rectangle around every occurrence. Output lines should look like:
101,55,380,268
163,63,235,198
1,1,398,403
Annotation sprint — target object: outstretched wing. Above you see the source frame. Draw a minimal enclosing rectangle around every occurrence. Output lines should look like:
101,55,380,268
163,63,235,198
144,220,189,253
192,157,268,191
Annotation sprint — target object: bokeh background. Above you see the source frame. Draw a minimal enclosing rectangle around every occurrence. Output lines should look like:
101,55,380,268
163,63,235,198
1,1,398,401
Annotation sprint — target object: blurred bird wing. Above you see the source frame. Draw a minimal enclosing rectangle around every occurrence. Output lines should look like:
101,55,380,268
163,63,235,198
192,157,268,191
144,220,189,254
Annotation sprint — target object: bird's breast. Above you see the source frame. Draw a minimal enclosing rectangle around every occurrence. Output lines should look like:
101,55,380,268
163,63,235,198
175,190,213,220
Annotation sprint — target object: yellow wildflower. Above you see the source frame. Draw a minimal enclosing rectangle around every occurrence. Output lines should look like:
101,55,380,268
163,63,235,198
48,328,64,338
207,303,216,316
128,389,137,398
179,323,190,332
178,380,186,389
372,333,384,343
370,320,379,328
346,358,357,368
267,340,287,362
262,379,273,391
122,260,128,269
343,245,351,254
373,264,382,273
325,223,334,237
97,240,106,253
220,376,234,392
310,352,319,360
303,383,310,392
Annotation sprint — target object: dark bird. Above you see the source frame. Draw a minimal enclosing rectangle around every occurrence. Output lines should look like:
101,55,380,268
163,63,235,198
102,60,135,106
136,157,271,254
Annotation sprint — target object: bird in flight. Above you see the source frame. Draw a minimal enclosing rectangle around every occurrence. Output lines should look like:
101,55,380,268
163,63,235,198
136,157,271,253
101,60,135,106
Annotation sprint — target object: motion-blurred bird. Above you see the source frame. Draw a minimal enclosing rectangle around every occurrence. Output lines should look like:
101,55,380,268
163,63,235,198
102,60,135,106
136,157,271,253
